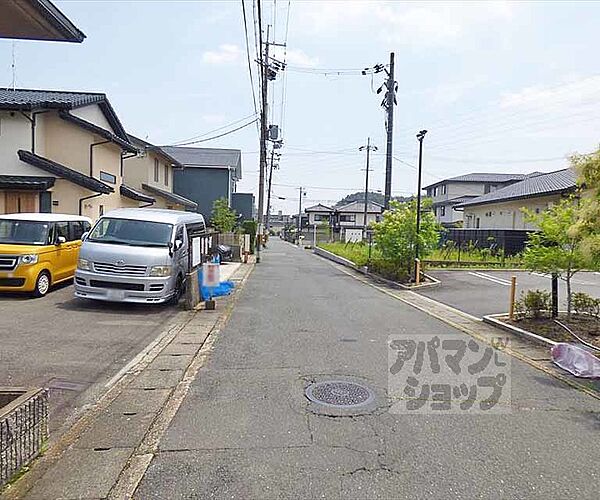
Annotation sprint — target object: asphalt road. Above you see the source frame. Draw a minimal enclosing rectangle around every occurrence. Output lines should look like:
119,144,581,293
136,240,600,499
420,270,600,317
0,281,181,435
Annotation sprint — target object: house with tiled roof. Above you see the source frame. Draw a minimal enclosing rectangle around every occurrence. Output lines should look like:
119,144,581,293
0,88,142,218
424,172,530,226
455,168,578,230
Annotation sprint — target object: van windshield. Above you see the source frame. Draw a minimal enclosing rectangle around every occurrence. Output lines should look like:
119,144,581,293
0,220,51,245
88,218,173,247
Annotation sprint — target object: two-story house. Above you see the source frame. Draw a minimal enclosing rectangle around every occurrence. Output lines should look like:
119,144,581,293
123,135,197,211
0,88,141,219
333,201,383,241
456,169,577,230
162,146,243,220
304,204,334,226
424,173,528,227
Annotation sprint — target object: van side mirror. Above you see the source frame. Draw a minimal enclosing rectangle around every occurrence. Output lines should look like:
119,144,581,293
56,236,67,245
174,239,184,251
81,232,89,241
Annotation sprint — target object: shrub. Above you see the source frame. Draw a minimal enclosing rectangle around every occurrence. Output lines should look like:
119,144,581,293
515,289,551,319
572,292,600,318
369,256,410,282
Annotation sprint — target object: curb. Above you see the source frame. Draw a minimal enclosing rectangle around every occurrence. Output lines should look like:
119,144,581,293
483,314,557,348
313,246,441,290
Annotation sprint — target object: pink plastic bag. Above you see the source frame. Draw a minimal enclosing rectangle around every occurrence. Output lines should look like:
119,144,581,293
551,343,600,379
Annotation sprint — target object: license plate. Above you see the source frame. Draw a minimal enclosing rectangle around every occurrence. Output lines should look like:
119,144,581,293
107,289,125,301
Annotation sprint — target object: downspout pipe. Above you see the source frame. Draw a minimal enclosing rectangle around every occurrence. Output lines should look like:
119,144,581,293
20,110,49,154
79,192,103,216
90,140,111,177
121,151,137,177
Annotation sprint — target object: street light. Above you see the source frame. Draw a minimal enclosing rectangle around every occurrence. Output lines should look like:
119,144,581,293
415,129,427,280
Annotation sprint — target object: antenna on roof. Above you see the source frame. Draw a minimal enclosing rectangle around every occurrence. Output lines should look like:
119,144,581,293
11,42,17,91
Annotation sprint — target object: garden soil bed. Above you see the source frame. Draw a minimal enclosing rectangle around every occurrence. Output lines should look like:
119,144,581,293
508,315,600,349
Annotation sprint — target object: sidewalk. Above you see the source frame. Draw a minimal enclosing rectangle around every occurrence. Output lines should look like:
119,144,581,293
3,262,254,500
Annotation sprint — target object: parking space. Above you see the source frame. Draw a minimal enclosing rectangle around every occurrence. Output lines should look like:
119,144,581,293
0,280,182,436
420,270,600,317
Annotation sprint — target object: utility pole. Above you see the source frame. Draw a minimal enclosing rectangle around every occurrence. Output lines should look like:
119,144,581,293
384,52,395,211
415,130,427,276
359,138,378,238
265,148,277,234
297,187,305,244
256,4,268,263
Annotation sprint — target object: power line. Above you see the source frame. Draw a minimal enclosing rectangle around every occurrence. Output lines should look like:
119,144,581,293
241,0,259,120
166,118,258,146
168,113,257,146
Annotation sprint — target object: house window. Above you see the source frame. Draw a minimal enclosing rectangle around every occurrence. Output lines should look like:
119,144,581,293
339,214,356,223
441,185,447,195
433,187,437,196
440,206,446,216
164,164,169,186
314,214,328,221
99,171,116,184
154,159,159,182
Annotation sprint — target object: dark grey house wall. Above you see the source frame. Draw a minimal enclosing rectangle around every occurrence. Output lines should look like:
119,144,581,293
173,168,229,220
231,193,255,221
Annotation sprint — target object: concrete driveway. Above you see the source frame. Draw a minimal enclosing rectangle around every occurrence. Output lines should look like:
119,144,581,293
0,280,183,436
420,269,600,317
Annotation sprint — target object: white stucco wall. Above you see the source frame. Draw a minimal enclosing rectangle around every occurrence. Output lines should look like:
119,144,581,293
0,111,46,175
71,104,115,133
463,194,562,230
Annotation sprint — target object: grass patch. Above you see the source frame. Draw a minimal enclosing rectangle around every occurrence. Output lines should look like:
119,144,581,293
425,248,523,268
318,242,378,267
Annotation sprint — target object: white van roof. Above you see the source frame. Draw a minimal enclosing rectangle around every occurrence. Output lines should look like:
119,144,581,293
102,208,206,225
0,213,92,223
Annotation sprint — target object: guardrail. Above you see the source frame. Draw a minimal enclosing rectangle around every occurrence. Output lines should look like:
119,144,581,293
1,388,48,487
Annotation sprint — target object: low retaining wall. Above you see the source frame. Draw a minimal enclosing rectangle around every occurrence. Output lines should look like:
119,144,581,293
313,247,440,290
1,388,48,487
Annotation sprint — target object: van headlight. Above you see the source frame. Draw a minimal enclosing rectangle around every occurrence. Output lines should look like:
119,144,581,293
78,258,91,270
150,265,172,277
20,254,38,265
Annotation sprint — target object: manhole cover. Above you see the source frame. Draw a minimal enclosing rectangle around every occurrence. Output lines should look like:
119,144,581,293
305,381,374,408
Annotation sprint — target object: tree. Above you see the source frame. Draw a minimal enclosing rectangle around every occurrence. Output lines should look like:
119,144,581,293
211,197,237,233
373,199,440,277
335,191,413,207
570,147,600,264
522,197,590,317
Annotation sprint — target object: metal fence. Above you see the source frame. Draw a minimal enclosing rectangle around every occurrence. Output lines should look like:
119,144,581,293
0,388,48,487
440,228,532,256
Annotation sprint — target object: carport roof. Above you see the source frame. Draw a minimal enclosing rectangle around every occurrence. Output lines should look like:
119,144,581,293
0,0,85,43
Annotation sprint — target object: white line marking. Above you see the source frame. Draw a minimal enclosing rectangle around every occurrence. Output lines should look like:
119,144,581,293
468,271,511,286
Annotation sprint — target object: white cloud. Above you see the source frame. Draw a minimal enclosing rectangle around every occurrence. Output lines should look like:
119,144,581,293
282,48,319,68
500,75,600,110
202,44,241,65
295,1,517,47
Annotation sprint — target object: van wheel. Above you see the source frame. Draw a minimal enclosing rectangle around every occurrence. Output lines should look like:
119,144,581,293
170,275,184,305
32,271,51,298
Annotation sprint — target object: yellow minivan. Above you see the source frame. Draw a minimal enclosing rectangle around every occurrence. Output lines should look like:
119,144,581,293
0,213,92,297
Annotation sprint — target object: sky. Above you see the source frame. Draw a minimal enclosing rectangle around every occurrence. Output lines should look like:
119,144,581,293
2,0,600,214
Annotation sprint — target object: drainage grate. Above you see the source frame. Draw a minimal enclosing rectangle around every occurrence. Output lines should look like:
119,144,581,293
305,381,374,408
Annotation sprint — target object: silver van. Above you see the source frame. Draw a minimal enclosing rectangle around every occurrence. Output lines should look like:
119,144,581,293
74,208,206,304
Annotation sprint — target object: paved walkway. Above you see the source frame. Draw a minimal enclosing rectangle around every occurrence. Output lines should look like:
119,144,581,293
134,240,600,499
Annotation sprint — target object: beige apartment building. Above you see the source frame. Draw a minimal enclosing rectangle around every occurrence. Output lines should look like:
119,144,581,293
123,136,197,211
0,88,142,219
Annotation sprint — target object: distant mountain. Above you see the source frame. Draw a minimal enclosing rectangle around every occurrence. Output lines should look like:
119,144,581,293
335,192,413,207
